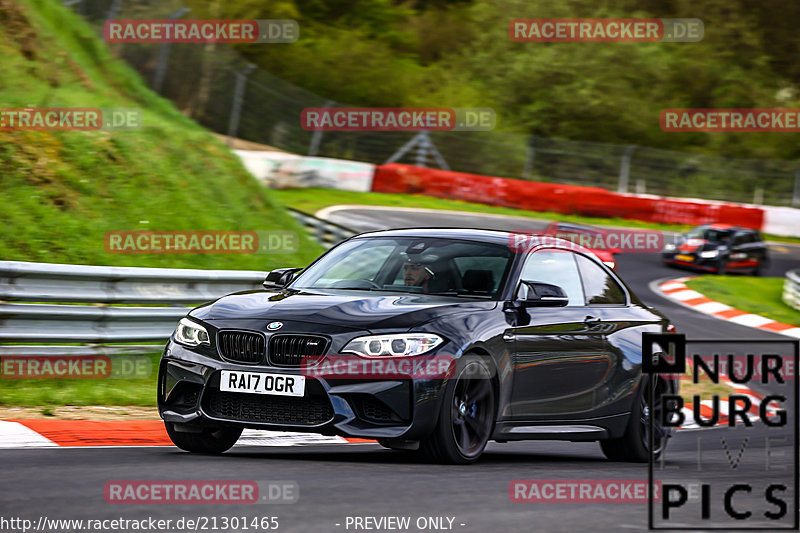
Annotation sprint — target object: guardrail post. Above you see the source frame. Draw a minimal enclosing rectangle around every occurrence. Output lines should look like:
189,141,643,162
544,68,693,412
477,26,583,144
308,100,334,156
617,145,637,193
152,7,191,93
783,269,800,311
227,63,256,146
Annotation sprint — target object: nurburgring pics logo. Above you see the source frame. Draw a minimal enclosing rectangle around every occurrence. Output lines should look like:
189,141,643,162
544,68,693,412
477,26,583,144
661,108,800,132
645,336,798,530
104,230,299,254
509,18,703,42
0,108,141,131
104,20,298,43
300,108,496,132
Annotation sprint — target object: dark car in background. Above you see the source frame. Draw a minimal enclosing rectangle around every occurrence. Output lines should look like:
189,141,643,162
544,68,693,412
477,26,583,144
662,224,769,275
159,229,677,464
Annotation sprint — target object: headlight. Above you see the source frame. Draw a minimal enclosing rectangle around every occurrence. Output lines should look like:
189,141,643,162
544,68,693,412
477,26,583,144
174,317,210,346
342,333,444,357
699,250,719,259
663,243,676,251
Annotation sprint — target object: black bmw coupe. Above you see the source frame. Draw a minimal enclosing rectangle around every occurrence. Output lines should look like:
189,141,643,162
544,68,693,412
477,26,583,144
159,228,676,464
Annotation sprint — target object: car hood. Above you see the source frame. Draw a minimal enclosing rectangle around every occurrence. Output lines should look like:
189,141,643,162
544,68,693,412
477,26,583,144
190,289,495,330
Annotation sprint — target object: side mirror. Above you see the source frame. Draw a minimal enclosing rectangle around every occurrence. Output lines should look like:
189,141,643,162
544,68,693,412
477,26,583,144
263,267,303,289
517,280,569,307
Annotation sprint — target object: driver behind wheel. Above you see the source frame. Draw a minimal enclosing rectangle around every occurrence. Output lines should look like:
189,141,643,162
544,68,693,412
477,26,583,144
403,254,436,293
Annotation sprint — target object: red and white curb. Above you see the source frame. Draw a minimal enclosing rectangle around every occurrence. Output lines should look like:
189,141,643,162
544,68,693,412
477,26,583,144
0,420,375,449
657,277,800,338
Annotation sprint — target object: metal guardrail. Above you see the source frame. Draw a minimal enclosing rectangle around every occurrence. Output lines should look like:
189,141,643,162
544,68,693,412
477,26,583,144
1,345,164,356
0,303,190,343
0,261,268,351
784,269,800,312
287,207,357,248
0,261,266,304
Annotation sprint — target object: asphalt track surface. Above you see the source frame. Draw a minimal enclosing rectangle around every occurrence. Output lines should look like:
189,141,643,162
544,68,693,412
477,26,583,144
2,207,799,533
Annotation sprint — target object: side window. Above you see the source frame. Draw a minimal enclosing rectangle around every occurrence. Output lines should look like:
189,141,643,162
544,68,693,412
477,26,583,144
732,233,748,245
575,255,627,305
452,256,507,294
519,250,584,306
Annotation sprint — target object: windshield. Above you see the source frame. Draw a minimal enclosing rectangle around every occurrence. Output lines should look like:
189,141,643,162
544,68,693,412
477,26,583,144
686,228,733,242
291,237,513,298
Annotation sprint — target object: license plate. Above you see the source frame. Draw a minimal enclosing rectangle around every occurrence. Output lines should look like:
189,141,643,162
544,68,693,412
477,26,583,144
220,370,305,397
675,254,694,262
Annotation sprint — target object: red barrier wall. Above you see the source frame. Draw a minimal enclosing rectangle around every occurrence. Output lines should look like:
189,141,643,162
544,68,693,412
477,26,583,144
372,164,764,229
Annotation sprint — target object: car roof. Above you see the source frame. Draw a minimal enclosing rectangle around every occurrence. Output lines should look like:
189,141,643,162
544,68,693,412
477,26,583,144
352,227,514,245
350,227,598,255
699,224,754,233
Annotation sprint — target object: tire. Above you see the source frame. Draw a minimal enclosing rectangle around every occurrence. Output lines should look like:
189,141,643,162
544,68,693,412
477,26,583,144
600,377,673,462
753,258,768,276
715,258,728,275
419,355,496,464
165,422,242,454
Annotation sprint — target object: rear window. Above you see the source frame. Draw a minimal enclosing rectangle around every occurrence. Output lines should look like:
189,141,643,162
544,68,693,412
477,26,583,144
575,255,627,305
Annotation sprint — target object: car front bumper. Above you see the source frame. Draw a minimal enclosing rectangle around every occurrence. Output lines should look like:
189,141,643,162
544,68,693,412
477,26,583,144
157,341,450,441
662,252,721,272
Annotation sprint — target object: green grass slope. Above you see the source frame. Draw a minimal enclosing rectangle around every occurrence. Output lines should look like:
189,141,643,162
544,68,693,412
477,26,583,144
0,0,322,270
